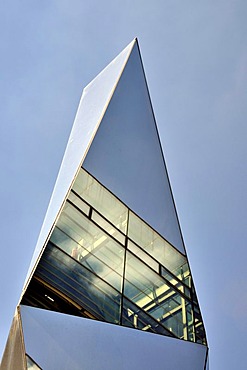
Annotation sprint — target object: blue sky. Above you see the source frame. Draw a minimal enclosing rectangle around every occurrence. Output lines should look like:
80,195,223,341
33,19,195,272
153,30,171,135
0,1,247,369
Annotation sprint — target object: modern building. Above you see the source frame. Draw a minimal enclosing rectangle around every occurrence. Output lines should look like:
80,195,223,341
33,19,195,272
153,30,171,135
1,39,208,370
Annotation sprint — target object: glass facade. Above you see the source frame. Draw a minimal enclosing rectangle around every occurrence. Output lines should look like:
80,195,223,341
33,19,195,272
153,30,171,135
22,168,207,345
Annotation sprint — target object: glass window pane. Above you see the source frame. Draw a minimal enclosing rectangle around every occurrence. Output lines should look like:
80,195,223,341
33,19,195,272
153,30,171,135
122,297,172,337
92,210,125,245
68,191,90,216
51,202,125,292
185,303,195,342
124,251,192,339
36,244,121,324
128,211,190,285
127,240,159,273
72,169,128,234
193,304,207,345
161,266,191,299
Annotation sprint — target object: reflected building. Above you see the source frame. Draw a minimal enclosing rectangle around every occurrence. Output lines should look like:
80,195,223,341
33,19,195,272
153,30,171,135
1,39,208,370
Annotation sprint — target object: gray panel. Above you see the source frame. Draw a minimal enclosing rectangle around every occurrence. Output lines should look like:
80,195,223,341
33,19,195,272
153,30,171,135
22,39,136,291
21,305,206,370
83,42,185,253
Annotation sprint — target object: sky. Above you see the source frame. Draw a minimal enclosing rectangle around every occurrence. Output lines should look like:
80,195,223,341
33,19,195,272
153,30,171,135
0,1,246,369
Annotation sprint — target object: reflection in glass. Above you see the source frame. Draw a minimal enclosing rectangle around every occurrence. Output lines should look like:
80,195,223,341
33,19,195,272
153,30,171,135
50,202,125,292
92,210,125,245
72,169,128,234
128,211,191,286
68,191,90,216
127,240,159,273
36,244,121,324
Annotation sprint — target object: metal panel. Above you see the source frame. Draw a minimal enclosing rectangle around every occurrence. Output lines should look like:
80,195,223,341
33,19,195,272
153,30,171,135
21,305,206,370
83,42,185,254
0,308,26,370
22,39,136,291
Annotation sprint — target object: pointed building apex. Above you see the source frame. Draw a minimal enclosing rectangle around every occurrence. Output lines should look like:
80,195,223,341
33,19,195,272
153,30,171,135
84,39,136,92
83,40,185,253
23,39,186,292
1,41,207,370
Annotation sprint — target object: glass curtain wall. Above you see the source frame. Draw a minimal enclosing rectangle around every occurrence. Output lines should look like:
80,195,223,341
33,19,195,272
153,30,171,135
32,168,207,345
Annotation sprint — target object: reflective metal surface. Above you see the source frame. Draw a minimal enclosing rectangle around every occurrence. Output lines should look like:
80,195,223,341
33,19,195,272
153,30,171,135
83,42,185,253
23,39,135,291
21,305,207,370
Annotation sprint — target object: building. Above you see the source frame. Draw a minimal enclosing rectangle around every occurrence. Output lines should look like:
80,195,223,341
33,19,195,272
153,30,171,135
1,39,208,370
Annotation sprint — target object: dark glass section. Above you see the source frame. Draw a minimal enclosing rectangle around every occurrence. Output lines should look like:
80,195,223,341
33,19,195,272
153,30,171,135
191,283,207,345
193,304,207,345
21,278,86,317
35,243,121,324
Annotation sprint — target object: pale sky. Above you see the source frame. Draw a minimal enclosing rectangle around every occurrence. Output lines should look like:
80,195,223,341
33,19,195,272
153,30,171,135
1,1,247,369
